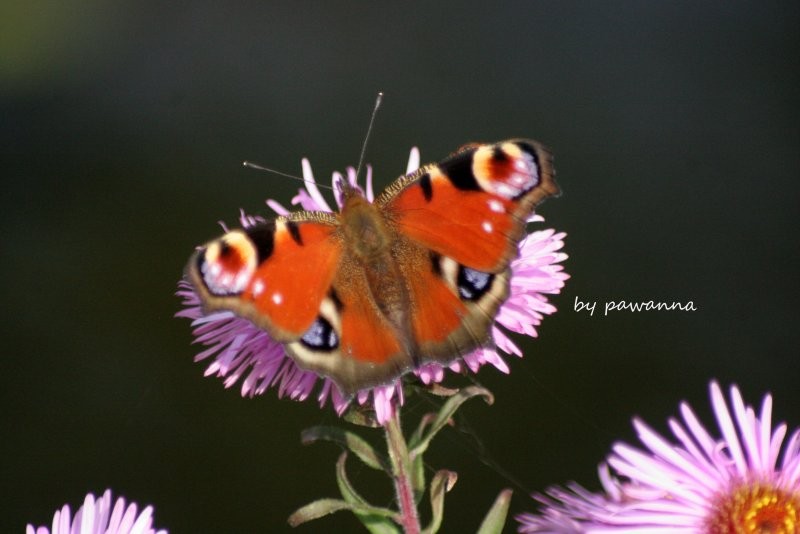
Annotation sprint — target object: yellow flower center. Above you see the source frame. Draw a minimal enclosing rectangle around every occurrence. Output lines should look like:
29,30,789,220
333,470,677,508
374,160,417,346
707,481,800,533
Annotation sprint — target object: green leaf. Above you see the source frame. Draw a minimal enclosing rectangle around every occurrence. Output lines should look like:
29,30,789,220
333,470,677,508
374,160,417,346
335,452,370,506
287,498,398,529
422,383,462,397
343,404,382,427
422,470,457,534
410,450,426,505
358,517,402,534
301,425,388,471
408,412,436,449
476,489,513,534
335,452,401,534
287,498,357,527
409,386,494,456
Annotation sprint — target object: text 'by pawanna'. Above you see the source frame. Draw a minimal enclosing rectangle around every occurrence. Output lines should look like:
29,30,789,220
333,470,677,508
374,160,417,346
573,296,697,316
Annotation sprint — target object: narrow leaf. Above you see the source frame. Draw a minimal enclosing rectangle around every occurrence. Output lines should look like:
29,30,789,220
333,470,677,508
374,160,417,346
287,498,398,529
302,425,387,471
287,498,354,527
344,405,381,427
335,452,401,534
410,451,426,505
422,470,457,534
476,489,513,534
409,386,494,456
409,412,436,449
335,452,370,507
424,383,461,397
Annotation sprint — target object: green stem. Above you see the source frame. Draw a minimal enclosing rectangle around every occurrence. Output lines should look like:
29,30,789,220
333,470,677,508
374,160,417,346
384,407,421,534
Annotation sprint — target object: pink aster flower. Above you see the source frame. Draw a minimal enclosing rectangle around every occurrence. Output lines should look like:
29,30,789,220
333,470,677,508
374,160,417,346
177,147,569,424
517,381,800,533
27,489,166,534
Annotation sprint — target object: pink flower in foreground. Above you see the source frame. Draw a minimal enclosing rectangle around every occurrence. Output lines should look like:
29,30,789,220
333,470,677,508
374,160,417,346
27,490,166,534
517,381,800,533
177,148,569,424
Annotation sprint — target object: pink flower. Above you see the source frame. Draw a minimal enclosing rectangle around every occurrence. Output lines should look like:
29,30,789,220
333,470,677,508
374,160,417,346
27,490,166,534
177,147,569,424
517,381,800,533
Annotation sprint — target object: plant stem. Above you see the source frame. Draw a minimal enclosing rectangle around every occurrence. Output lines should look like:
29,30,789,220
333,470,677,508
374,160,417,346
384,407,421,534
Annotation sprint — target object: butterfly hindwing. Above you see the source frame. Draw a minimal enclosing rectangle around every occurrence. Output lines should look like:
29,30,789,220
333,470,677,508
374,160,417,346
396,240,512,362
285,251,410,394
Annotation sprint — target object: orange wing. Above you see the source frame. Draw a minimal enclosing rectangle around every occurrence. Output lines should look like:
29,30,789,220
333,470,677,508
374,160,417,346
395,238,512,362
187,213,342,341
379,139,558,273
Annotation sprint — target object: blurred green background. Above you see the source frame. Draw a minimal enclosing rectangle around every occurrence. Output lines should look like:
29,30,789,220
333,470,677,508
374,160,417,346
2,2,798,532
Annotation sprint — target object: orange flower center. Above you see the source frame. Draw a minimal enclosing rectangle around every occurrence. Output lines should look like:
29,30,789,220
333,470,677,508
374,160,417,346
706,481,800,533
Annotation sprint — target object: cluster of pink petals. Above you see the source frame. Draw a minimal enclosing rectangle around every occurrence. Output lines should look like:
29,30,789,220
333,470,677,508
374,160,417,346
27,490,165,534
177,148,569,424
517,381,800,533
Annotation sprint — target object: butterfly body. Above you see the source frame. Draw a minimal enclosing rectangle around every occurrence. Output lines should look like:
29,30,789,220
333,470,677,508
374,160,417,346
187,139,558,395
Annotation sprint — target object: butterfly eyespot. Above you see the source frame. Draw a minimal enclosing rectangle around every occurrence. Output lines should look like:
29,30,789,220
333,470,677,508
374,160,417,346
473,142,540,200
457,267,494,301
198,231,257,296
300,316,339,351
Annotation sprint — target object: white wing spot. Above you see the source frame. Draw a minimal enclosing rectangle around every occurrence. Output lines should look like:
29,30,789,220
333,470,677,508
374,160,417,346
481,221,494,233
272,292,283,305
488,199,505,213
252,280,265,297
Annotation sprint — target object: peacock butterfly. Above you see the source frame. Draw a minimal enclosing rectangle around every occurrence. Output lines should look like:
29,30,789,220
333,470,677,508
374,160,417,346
186,140,559,395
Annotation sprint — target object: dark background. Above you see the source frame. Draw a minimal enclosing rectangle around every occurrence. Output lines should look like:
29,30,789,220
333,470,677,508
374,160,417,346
3,2,798,532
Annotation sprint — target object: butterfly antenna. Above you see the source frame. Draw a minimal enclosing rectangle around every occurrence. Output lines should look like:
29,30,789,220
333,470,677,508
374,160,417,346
242,161,334,191
354,91,384,183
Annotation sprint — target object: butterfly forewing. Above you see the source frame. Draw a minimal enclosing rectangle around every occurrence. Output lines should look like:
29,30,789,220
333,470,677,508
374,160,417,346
188,214,342,341
378,139,558,273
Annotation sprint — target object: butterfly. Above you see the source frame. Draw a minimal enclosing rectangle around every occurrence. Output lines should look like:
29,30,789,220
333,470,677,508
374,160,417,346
186,140,559,395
